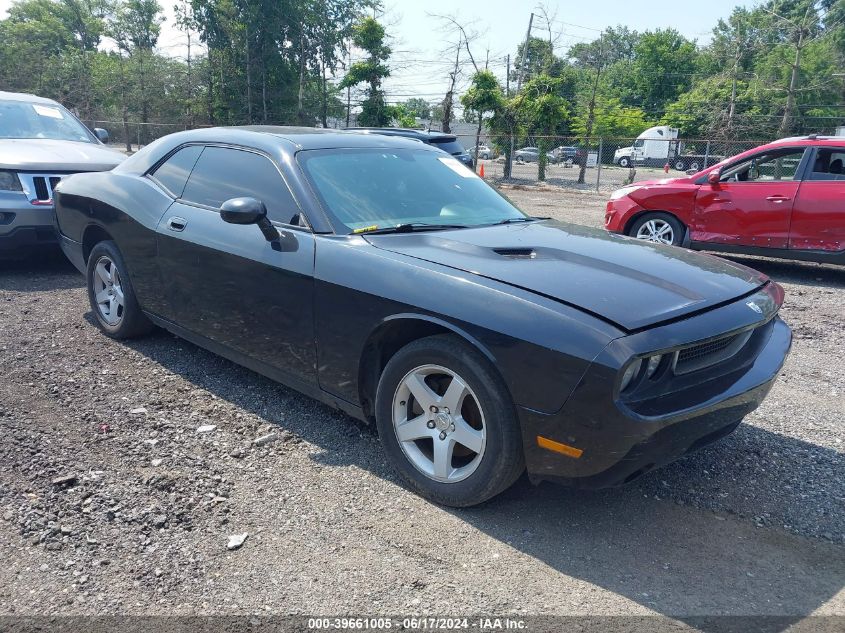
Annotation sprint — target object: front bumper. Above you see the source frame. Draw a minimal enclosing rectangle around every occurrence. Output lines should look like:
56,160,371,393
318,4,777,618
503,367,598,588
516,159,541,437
604,196,640,234
519,301,792,488
0,193,58,254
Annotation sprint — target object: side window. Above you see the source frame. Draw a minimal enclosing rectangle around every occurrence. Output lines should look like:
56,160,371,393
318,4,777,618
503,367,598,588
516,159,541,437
720,148,806,183
181,146,300,223
808,149,845,181
149,145,203,197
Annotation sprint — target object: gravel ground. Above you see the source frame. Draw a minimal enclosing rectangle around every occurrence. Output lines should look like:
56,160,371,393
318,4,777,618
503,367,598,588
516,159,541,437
0,189,843,620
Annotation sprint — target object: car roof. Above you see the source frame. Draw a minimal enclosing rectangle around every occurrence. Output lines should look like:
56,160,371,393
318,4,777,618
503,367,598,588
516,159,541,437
345,127,457,142
767,135,845,148
0,90,63,105
113,125,442,176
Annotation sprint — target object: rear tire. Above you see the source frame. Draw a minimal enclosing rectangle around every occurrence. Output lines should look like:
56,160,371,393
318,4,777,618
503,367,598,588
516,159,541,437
375,334,525,507
629,212,684,247
86,240,153,339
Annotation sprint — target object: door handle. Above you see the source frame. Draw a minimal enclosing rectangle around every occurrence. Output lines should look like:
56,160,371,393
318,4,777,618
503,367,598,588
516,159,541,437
766,196,790,203
167,217,187,231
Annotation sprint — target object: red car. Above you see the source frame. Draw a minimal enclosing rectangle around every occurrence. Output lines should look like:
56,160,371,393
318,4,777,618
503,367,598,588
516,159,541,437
605,135,845,265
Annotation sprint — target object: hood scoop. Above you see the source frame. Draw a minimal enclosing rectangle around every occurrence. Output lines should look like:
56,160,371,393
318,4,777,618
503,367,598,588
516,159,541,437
493,247,536,259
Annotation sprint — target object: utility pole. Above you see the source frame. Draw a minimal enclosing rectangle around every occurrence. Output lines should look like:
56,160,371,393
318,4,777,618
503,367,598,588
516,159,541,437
505,54,510,97
507,12,533,179
728,41,741,130
346,47,351,127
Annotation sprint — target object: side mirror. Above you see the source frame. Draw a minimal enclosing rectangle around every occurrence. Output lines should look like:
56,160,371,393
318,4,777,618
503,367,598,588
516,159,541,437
707,169,721,185
220,197,279,241
94,128,109,143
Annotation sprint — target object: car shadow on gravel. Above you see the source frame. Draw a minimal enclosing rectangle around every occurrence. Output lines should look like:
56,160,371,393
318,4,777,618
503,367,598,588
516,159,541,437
0,250,81,292
123,328,844,628
714,254,844,288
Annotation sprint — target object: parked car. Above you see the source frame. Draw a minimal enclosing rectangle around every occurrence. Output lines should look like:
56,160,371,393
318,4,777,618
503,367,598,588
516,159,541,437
55,127,792,507
605,135,845,265
551,145,578,162
515,146,557,164
468,144,495,160
345,127,474,169
0,91,124,257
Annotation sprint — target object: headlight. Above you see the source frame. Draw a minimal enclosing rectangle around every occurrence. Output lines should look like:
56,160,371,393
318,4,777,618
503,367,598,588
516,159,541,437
0,170,22,192
619,358,642,392
645,354,663,378
609,185,639,200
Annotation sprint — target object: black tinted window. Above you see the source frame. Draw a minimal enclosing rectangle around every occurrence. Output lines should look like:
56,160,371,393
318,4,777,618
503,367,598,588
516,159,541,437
429,138,466,155
150,145,203,197
809,148,845,181
181,146,298,222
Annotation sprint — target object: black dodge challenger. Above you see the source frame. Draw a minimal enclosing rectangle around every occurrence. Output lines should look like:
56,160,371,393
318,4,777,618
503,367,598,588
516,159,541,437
54,127,792,507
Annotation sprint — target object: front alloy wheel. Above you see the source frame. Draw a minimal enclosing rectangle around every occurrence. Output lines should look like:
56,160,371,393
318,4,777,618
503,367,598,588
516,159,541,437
636,218,676,244
629,213,684,247
392,364,486,483
375,335,524,507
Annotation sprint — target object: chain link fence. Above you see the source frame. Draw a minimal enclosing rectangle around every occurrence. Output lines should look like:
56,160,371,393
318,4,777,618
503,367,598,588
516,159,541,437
83,120,213,152
456,135,768,192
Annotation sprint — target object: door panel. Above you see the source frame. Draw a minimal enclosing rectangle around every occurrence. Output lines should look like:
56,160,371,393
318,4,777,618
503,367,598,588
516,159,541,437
156,201,317,382
789,148,845,252
692,182,798,248
692,148,806,248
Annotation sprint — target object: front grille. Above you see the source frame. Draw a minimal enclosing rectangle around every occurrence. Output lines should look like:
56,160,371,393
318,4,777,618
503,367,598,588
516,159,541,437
674,330,753,375
678,335,738,364
18,173,67,204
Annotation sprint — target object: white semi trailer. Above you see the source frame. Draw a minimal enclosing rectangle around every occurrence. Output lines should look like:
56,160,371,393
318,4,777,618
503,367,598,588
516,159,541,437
613,125,723,171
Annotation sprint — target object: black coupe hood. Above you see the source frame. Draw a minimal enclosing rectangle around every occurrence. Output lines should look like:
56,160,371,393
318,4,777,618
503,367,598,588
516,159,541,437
364,220,768,332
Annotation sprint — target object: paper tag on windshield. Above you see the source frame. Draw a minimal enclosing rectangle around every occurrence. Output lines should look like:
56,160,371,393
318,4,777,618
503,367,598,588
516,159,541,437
438,156,478,178
32,104,64,119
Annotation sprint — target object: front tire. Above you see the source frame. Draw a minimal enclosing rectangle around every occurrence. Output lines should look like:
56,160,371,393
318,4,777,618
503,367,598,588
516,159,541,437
617,156,631,168
86,240,153,339
629,212,685,246
375,335,525,507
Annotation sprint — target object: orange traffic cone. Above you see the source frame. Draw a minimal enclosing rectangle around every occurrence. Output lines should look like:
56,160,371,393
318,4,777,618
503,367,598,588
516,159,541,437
479,163,485,178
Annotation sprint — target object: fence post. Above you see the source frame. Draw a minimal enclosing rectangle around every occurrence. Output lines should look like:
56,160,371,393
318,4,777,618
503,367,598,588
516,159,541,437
704,140,711,168
596,138,603,192
136,125,141,151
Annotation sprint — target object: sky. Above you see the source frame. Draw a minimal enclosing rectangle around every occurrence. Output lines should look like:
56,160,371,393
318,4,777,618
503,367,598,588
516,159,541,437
0,0,749,107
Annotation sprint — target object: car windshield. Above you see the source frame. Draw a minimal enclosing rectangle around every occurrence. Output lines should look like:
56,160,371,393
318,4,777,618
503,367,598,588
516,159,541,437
0,99,95,142
299,148,528,233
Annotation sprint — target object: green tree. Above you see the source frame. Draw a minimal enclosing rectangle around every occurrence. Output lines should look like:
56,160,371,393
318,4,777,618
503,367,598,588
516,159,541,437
340,16,391,126
512,36,564,82
513,74,570,181
401,97,431,120
572,96,652,138
460,69,505,172
628,29,700,115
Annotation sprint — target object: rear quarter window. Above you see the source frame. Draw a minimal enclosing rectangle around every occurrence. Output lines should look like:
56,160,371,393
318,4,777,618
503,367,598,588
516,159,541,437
429,138,466,155
149,145,203,197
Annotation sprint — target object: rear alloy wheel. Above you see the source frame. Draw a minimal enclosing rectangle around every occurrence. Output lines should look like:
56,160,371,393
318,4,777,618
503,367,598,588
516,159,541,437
86,240,153,339
630,213,684,246
375,335,524,507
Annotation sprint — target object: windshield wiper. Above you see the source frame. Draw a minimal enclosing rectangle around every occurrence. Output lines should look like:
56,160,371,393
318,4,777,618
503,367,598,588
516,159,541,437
354,222,470,235
491,216,546,225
